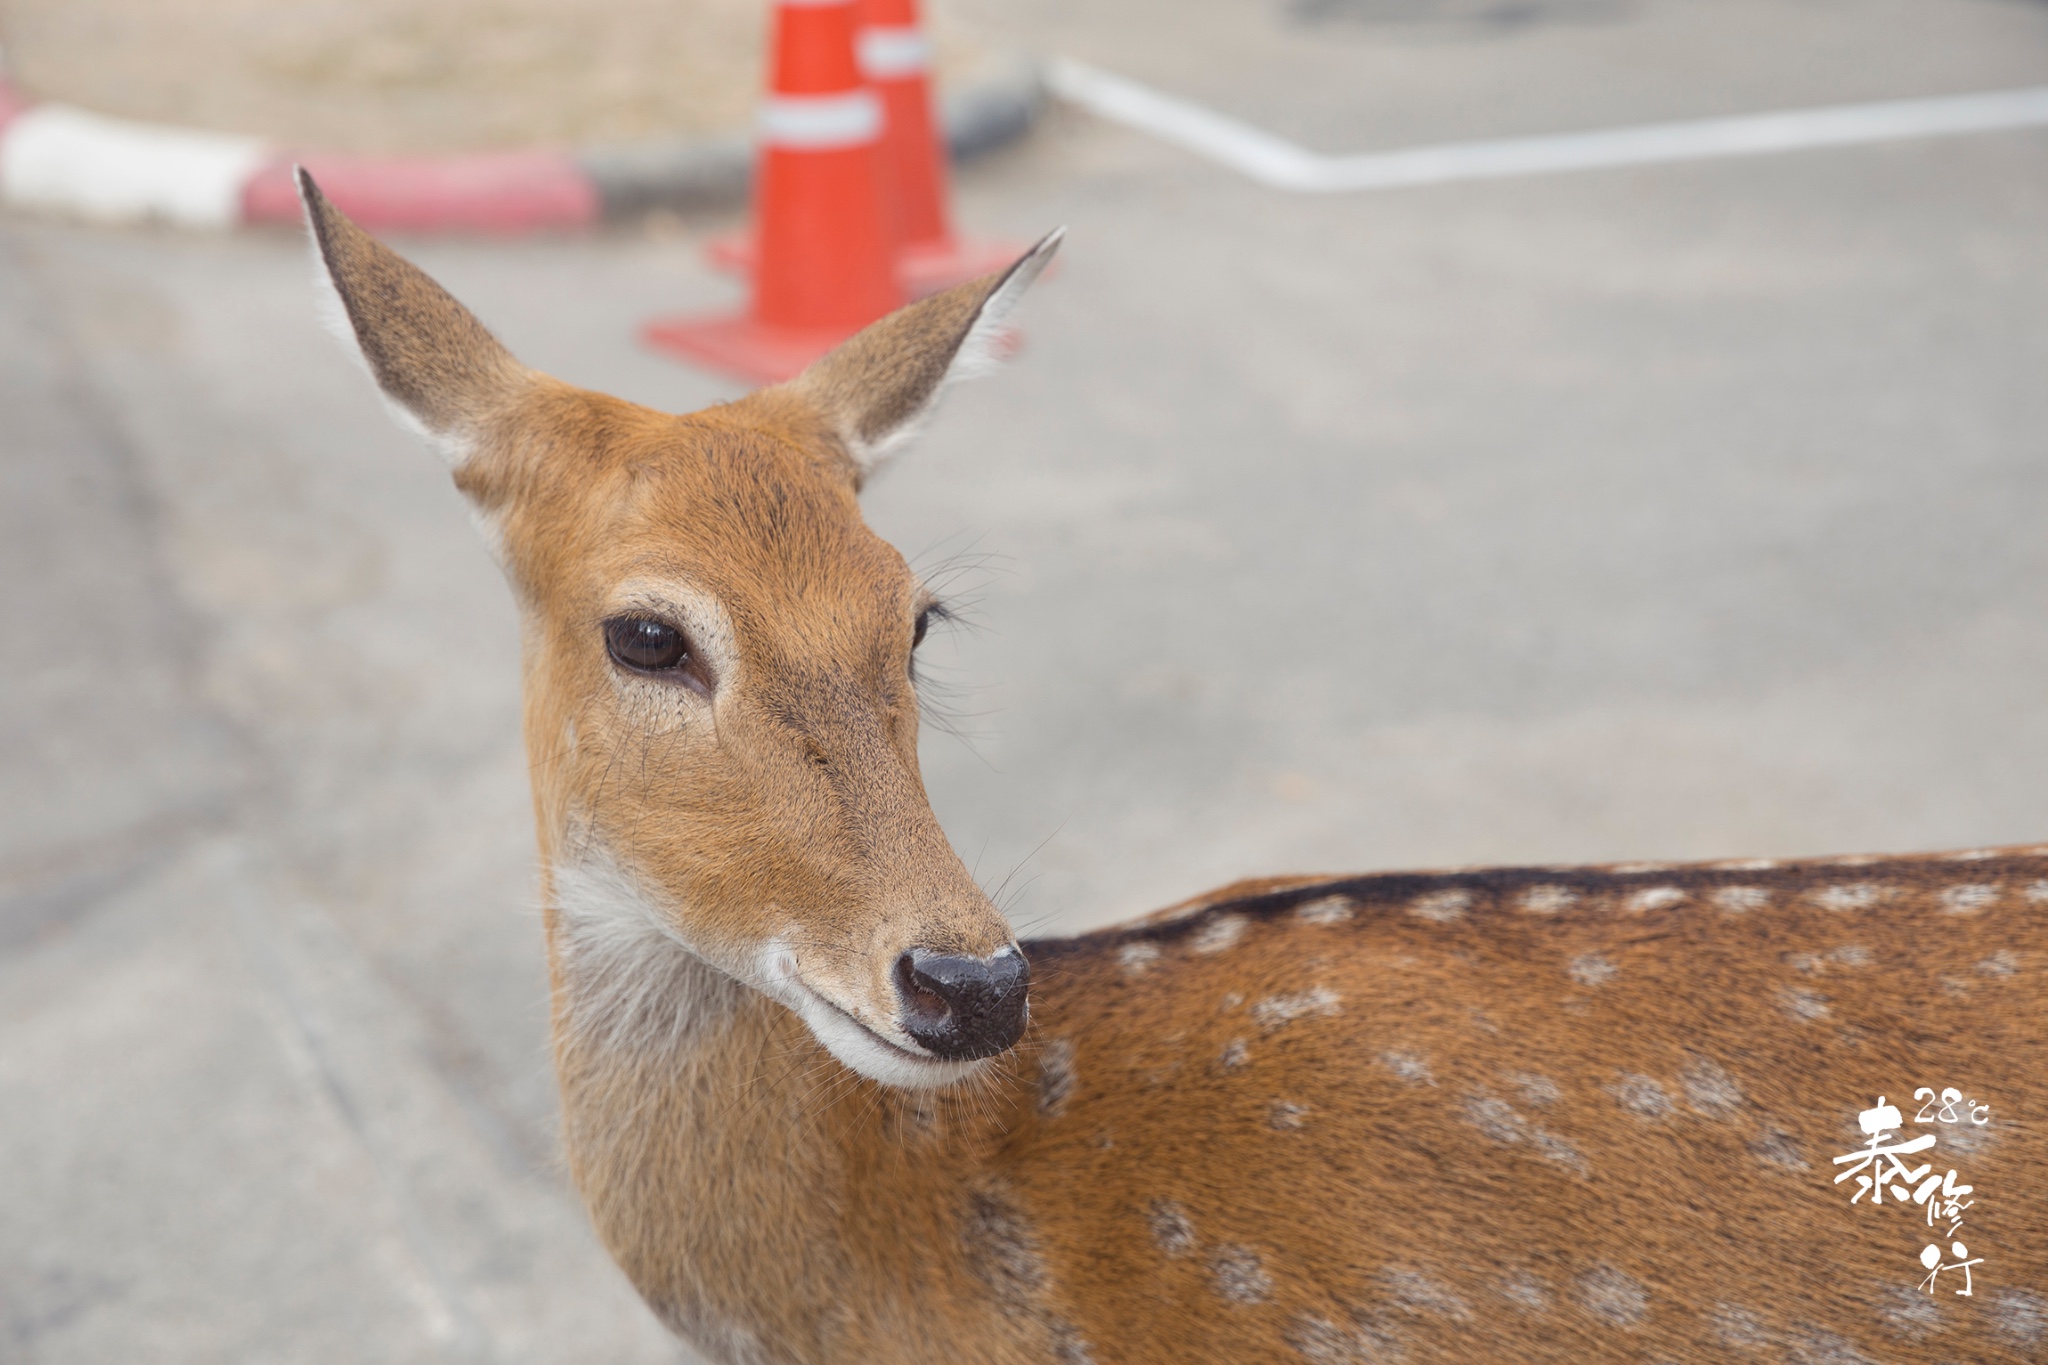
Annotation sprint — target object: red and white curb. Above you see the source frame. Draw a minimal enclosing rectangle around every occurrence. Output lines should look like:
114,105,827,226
0,58,1040,233
0,77,596,232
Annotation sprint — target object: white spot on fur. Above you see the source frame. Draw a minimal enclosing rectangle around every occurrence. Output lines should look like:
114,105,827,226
1286,1315,1400,1362
1209,1245,1272,1304
1710,1303,1772,1349
1939,883,1999,914
1500,1272,1553,1313
1609,1073,1674,1119
1118,942,1162,977
1714,885,1770,912
1381,1266,1470,1321
1520,884,1577,914
1409,888,1473,922
1296,895,1356,926
1680,1057,1744,1116
1380,1050,1436,1086
1465,1095,1526,1144
1876,1285,1941,1338
1941,1116,1997,1156
1253,986,1342,1033
2026,880,2048,903
1284,1318,1349,1364
1462,1094,1584,1172
1830,943,1873,967
1610,861,1671,875
1779,988,1830,1022
1714,858,1780,871
1993,1288,2047,1347
1532,1130,1588,1175
1218,1038,1251,1071
1831,854,1882,867
1147,1200,1195,1257
1624,885,1686,913
1749,1128,1809,1170
1568,952,1618,987
1943,847,2001,861
963,1187,1095,1363
1037,1040,1076,1117
1577,1266,1648,1327
1509,1072,1560,1106
1269,1100,1309,1130
1811,883,1885,911
1191,914,1247,955
1784,1325,1877,1363
1976,949,2020,976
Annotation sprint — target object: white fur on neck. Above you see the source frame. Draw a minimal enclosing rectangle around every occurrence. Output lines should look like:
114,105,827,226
552,847,741,1060
552,844,984,1090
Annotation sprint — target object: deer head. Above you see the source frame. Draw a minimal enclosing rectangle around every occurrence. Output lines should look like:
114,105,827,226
299,171,1060,1089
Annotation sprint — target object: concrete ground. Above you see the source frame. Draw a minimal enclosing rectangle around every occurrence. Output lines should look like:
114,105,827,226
5,0,2048,1359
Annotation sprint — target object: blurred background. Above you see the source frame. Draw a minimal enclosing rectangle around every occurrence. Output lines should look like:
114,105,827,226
4,0,2047,1359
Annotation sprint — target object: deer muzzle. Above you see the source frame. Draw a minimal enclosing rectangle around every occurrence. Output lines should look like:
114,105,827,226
893,946,1030,1060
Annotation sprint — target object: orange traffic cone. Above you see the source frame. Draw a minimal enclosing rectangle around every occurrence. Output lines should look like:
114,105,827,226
643,0,901,383
855,0,1023,294
704,0,1023,297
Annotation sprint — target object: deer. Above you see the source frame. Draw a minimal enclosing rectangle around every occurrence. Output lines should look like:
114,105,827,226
295,170,2047,1365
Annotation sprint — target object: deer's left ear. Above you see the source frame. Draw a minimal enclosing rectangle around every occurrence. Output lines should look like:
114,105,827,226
779,229,1062,487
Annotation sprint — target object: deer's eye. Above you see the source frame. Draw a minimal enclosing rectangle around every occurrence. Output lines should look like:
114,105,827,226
605,616,690,673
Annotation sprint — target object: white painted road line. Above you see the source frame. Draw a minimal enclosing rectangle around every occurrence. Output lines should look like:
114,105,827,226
1046,58,2048,194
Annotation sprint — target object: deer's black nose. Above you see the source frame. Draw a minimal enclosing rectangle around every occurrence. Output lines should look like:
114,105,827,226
894,948,1030,1060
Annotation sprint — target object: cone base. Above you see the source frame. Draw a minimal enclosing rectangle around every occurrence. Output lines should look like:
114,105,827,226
641,312,863,384
705,233,1033,298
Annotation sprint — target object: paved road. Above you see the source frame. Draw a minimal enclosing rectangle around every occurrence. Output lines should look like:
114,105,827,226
5,0,2048,1359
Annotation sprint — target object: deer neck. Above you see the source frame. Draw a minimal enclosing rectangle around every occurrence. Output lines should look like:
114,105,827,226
541,846,812,1341
542,845,997,1361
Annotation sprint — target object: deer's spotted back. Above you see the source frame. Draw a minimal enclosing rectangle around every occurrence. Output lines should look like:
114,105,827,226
995,847,2048,1364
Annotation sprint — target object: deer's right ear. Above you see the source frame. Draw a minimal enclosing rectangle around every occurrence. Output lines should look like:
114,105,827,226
298,168,533,478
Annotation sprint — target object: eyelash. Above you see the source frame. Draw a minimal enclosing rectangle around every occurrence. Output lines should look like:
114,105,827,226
913,603,950,650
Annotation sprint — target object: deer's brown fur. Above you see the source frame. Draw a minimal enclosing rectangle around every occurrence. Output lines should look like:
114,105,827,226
300,173,2048,1364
